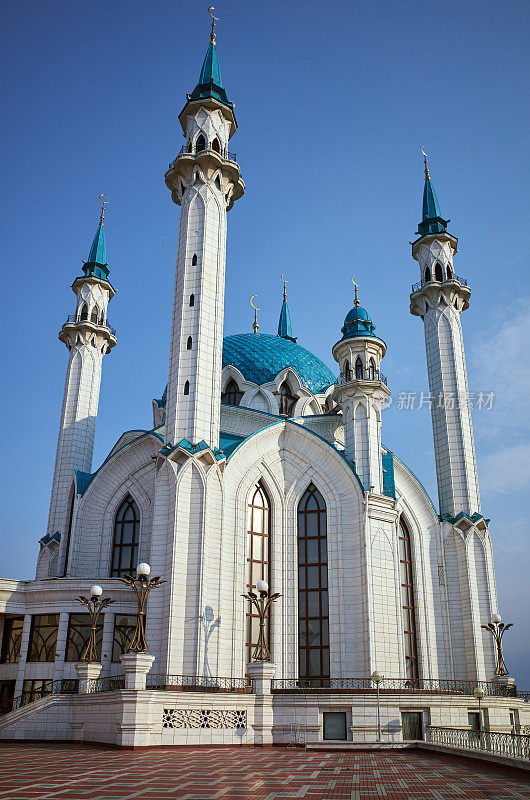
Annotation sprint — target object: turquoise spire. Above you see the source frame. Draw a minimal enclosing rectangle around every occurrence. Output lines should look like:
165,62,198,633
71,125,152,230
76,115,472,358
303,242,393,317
82,196,110,280
417,149,450,237
188,12,231,108
277,276,296,342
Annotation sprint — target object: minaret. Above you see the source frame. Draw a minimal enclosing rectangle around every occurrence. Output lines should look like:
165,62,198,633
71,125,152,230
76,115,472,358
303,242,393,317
410,151,480,518
164,13,245,449
277,274,296,342
332,280,390,492
47,197,117,574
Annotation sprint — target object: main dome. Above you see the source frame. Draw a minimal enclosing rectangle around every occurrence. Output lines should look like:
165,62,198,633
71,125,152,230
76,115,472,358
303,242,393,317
222,333,336,394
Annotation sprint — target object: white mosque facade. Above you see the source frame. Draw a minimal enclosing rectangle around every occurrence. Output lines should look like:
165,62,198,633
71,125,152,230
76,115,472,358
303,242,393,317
0,21,527,747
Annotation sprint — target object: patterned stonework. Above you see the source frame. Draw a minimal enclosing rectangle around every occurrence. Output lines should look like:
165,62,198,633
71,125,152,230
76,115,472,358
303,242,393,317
162,708,247,729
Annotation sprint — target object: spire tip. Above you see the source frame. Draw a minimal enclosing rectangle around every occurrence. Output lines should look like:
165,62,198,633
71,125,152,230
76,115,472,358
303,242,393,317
420,147,430,180
250,294,260,334
208,6,218,44
98,193,109,225
352,276,360,308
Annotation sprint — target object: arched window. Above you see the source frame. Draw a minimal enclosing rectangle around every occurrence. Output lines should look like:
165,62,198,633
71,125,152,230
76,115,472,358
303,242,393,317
246,483,271,664
79,304,88,321
222,379,243,406
424,266,431,283
184,381,190,395
99,312,105,325
215,175,222,190
279,382,296,416
398,518,419,680
446,264,453,279
344,360,352,382
189,294,195,307
111,496,140,578
195,134,206,153
298,484,329,681
90,306,99,324
355,357,364,380
192,254,197,266
212,137,220,153
368,358,376,380
434,262,443,282
186,336,192,350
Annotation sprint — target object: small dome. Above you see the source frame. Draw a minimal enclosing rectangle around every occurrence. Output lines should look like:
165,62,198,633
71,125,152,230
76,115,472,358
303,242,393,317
341,306,377,339
223,333,335,393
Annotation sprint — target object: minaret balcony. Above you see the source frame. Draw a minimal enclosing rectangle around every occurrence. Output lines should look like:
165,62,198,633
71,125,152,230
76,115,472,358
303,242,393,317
177,144,238,162
335,369,388,387
411,274,468,294
62,314,116,337
165,145,245,209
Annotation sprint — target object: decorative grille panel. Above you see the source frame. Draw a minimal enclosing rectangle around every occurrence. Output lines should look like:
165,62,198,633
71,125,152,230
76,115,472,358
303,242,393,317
162,708,247,729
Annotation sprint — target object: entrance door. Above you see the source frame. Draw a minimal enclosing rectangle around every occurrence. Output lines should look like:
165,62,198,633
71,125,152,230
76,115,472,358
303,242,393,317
401,711,423,740
0,681,16,714
323,711,347,740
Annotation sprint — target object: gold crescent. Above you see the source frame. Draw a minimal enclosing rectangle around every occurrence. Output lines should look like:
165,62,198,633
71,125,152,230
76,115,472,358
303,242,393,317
250,294,260,311
420,146,428,158
351,275,358,287
99,193,108,204
208,6,219,21
281,273,287,284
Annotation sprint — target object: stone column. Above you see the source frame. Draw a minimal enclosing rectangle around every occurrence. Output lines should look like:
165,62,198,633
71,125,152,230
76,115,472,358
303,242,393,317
53,612,70,682
247,662,276,746
120,653,155,690
75,662,103,693
14,614,32,697
100,612,115,674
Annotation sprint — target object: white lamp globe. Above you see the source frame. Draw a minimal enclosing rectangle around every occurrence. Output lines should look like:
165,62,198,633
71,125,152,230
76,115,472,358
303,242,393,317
136,563,151,577
372,670,383,682
256,579,269,594
491,613,502,624
90,585,103,597
474,686,485,699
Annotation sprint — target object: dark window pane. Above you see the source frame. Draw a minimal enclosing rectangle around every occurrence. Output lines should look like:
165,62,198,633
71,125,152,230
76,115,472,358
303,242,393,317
112,615,138,662
65,613,103,662
305,513,318,537
307,619,321,645
27,615,59,662
111,496,140,578
0,617,24,664
307,591,320,617
306,539,319,563
307,566,319,589
308,649,321,676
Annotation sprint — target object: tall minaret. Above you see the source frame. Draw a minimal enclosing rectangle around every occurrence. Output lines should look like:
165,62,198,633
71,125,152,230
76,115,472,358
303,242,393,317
410,152,480,518
47,197,117,574
164,13,245,449
332,280,390,492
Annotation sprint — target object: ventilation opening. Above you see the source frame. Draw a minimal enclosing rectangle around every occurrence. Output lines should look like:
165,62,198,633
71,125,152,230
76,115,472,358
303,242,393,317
189,294,195,307
80,304,88,321
186,336,192,350
192,254,197,266
90,307,99,324
184,381,190,396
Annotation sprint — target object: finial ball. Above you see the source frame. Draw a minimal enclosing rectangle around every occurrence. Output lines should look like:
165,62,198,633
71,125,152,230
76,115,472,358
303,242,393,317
256,579,269,594
137,562,151,577
491,613,502,624
90,585,103,598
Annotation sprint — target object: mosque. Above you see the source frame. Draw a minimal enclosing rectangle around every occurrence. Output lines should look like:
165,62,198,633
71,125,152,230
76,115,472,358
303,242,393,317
0,14,527,747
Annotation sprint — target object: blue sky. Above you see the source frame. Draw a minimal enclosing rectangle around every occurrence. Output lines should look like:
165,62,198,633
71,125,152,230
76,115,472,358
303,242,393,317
2,0,529,683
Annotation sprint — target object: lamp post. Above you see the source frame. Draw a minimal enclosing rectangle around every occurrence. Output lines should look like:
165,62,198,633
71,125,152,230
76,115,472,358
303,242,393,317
474,686,485,746
242,580,281,661
372,670,383,741
481,613,513,677
76,585,114,662
118,563,166,653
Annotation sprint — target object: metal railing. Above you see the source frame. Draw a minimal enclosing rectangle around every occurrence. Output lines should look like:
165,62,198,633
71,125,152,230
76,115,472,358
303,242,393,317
63,315,117,337
271,677,520,697
176,145,237,162
0,679,78,717
427,726,530,761
411,274,468,293
146,674,252,693
335,369,388,387
87,676,125,693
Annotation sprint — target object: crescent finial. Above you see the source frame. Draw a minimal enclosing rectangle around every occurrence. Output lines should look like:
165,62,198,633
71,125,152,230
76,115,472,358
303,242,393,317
98,193,109,224
208,6,219,42
351,275,360,307
420,146,430,179
250,295,260,333
281,274,288,301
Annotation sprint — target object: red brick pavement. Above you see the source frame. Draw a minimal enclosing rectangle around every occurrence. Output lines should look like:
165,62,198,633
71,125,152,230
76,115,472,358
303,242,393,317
0,743,528,800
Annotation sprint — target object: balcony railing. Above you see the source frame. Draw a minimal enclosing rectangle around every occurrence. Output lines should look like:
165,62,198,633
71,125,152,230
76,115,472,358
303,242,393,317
64,315,117,337
426,726,530,761
0,679,78,717
87,675,125,693
146,674,252,692
176,145,237,162
335,369,387,387
271,677,521,697
411,274,468,293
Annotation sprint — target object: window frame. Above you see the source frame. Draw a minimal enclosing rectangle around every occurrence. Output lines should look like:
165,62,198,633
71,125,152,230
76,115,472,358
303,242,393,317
27,614,59,663
110,495,140,579
245,483,271,665
65,613,104,662
398,518,419,680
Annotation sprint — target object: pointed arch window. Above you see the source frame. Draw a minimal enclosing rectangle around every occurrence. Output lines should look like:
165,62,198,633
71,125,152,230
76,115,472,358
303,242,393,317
446,264,453,279
192,254,197,266
79,304,88,321
111,496,140,578
212,137,220,153
368,358,376,380
355,357,364,380
424,266,431,283
222,379,243,406
186,336,192,350
90,306,99,324
195,134,206,153
298,484,329,681
398,518,419,680
279,382,296,416
189,293,195,307
344,360,352,382
434,262,443,282
246,483,271,665
184,381,190,396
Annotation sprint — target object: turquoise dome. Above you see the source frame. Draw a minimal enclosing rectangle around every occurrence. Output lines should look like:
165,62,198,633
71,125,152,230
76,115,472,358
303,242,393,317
222,333,335,394
341,306,377,340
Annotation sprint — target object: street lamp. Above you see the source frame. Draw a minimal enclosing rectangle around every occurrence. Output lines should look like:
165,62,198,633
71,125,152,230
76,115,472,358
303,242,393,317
242,580,281,661
76,585,114,662
372,670,383,741
118,563,166,653
473,686,485,743
481,613,513,677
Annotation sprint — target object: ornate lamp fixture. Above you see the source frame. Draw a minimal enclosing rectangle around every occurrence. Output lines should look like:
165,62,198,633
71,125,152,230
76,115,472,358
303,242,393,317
481,613,513,677
242,580,281,662
76,585,114,662
118,563,166,653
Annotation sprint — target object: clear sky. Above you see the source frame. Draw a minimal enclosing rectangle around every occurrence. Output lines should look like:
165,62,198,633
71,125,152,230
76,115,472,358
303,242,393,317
2,0,529,683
